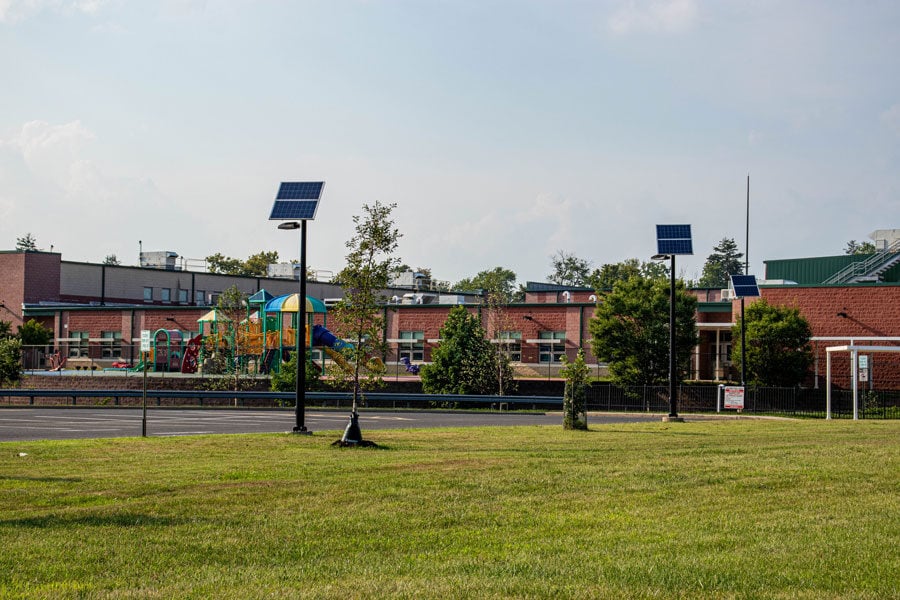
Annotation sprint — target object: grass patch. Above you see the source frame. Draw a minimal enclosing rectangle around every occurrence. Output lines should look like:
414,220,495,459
1,420,898,599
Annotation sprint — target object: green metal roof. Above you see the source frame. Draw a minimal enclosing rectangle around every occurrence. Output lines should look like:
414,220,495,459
765,255,900,285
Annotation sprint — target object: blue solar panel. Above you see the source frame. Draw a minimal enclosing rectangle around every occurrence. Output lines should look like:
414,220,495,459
730,274,760,298
269,181,324,221
270,200,319,220
277,182,324,200
655,224,693,255
656,224,691,240
657,239,693,255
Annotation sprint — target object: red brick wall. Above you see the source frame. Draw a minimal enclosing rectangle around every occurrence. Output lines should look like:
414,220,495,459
0,253,26,327
23,252,61,303
745,286,900,388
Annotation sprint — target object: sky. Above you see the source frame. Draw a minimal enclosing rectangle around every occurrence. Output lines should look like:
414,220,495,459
1,0,899,287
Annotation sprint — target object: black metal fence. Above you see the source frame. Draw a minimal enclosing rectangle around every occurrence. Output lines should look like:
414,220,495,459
587,384,900,419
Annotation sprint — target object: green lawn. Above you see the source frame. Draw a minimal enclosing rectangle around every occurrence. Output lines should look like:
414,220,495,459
1,419,898,599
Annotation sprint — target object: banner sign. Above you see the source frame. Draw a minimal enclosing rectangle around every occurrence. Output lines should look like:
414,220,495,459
724,386,745,410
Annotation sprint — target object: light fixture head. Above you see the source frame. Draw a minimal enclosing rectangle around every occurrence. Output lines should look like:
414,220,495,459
278,222,301,230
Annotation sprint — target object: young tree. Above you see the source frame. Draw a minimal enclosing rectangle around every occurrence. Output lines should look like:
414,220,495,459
589,275,698,388
845,240,876,255
330,201,401,435
17,319,52,346
732,299,813,387
548,250,592,287
103,254,121,266
482,291,518,396
698,238,744,288
560,349,589,430
454,267,519,303
16,233,39,252
204,285,250,395
421,305,498,395
0,320,12,339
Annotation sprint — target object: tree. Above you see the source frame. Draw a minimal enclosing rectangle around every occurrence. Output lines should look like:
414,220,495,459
589,275,698,388
103,254,121,266
548,251,592,287
206,251,279,276
0,320,12,339
17,319,52,346
421,305,498,395
588,258,668,292
698,238,744,288
454,267,519,303
732,299,813,387
270,351,320,396
330,201,400,420
845,240,876,255
16,233,38,252
0,338,22,385
202,286,255,397
560,349,589,430
482,291,518,396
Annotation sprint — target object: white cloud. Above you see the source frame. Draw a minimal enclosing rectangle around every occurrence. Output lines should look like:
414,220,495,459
0,0,108,23
608,0,699,35
880,103,900,136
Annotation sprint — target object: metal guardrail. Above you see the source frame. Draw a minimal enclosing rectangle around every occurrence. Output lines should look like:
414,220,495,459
0,389,564,409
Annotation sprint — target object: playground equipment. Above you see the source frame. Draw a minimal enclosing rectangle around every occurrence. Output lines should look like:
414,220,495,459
134,290,374,376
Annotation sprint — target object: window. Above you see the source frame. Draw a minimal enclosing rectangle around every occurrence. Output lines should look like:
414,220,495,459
160,288,171,303
539,331,566,363
195,290,206,305
496,331,522,362
178,289,188,304
398,331,425,361
143,287,153,302
68,331,89,357
100,331,123,358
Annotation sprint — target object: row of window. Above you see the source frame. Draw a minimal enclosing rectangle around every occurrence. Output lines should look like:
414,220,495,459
143,288,216,304
396,330,567,363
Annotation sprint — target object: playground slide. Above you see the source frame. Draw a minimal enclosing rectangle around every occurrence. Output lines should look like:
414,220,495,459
181,335,203,374
313,325,384,372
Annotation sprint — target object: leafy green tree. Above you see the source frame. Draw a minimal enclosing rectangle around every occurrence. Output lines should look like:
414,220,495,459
589,275,698,387
421,305,498,395
454,267,519,303
103,254,121,266
206,251,280,276
548,251,592,287
732,299,813,387
698,238,744,288
0,320,12,339
330,201,400,411
0,338,22,385
588,258,668,292
16,233,39,252
482,291,518,396
17,319,52,346
845,240,876,255
560,349,589,430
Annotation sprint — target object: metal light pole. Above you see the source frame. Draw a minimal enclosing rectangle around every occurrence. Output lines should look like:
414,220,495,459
652,253,682,422
278,221,309,434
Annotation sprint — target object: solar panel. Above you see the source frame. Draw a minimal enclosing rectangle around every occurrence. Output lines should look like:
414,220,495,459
730,274,760,298
269,181,324,221
276,182,324,200
655,224,693,255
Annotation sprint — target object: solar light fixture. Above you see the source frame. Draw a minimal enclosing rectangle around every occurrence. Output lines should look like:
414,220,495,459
271,181,324,435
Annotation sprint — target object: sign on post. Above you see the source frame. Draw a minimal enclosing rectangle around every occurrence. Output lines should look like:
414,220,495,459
723,386,745,410
140,330,151,353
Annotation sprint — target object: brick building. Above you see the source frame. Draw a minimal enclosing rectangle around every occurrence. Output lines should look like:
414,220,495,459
2,245,899,387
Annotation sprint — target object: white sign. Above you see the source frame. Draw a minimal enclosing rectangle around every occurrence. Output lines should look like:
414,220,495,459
859,355,868,369
140,330,152,353
724,386,745,410
859,368,869,382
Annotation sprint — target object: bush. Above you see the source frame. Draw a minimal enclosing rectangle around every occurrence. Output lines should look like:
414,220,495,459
270,353,320,395
0,338,23,386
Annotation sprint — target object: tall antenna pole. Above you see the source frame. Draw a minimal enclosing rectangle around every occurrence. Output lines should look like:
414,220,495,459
745,174,750,275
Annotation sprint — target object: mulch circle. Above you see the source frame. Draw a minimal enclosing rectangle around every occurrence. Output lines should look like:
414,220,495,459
331,439,379,448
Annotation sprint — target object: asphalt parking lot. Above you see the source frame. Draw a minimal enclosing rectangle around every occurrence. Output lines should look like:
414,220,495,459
0,408,665,442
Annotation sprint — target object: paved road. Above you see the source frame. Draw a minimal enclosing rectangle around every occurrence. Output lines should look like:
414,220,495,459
0,408,663,442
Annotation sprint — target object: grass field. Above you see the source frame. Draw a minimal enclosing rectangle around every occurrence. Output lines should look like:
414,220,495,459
1,419,898,599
